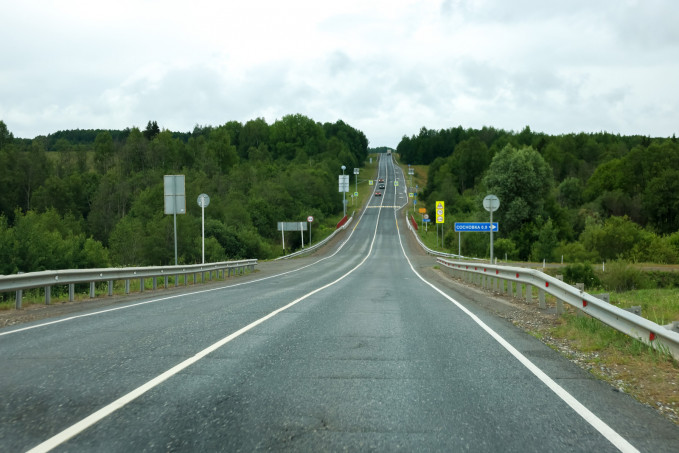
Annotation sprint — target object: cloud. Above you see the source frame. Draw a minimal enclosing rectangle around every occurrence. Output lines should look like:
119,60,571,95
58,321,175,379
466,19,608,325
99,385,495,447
1,0,678,145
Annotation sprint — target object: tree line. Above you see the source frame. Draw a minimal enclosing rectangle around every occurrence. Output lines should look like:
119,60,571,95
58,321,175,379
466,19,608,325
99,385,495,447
401,126,679,263
0,116,368,274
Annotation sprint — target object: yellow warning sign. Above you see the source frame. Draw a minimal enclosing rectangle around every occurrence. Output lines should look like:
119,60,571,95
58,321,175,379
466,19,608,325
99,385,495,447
436,201,445,223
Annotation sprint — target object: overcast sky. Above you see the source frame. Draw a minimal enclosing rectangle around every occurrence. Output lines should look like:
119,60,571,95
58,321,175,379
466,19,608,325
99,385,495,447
2,0,678,147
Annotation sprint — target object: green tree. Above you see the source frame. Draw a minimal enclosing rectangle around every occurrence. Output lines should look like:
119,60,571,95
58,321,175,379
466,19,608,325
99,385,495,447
580,215,648,262
238,118,269,158
0,120,13,151
143,120,160,141
483,144,554,232
120,127,147,174
17,140,50,211
557,177,583,208
643,169,679,234
447,137,490,193
531,218,558,262
108,216,145,265
207,126,239,174
270,114,325,160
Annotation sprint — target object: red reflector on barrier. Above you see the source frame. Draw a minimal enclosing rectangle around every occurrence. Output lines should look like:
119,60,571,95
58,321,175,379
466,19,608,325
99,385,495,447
516,273,519,278
650,332,656,341
484,268,487,272
496,270,499,275
545,282,549,287
582,300,587,307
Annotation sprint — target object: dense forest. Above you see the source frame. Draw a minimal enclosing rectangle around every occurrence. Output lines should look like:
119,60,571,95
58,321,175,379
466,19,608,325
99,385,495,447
398,126,679,263
0,116,368,273
3,116,679,274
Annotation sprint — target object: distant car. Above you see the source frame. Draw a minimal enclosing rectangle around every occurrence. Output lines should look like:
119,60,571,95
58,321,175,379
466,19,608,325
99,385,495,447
378,178,384,183
374,191,382,197
379,184,385,189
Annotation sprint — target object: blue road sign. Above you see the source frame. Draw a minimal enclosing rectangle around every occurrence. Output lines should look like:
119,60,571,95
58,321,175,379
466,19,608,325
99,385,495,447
454,222,499,232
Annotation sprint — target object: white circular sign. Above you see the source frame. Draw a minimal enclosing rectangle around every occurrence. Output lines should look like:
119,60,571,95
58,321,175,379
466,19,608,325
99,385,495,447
423,214,429,219
307,216,314,222
197,193,210,208
483,194,499,212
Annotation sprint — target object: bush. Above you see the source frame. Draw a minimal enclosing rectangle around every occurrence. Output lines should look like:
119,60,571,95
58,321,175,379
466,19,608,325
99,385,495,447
554,241,599,263
644,271,679,289
494,238,518,261
599,260,650,292
563,262,601,288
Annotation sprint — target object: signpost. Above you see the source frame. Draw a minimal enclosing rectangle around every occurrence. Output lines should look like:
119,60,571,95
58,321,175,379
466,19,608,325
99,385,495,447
339,167,349,217
454,222,499,232
164,175,186,265
197,193,210,263
435,201,445,248
277,222,308,252
483,195,500,263
307,216,314,243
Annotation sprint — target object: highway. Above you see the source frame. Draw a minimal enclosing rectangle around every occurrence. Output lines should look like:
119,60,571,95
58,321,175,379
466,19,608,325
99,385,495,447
1,155,678,452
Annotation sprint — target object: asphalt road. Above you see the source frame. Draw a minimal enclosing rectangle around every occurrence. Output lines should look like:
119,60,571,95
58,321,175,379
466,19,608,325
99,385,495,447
1,155,678,452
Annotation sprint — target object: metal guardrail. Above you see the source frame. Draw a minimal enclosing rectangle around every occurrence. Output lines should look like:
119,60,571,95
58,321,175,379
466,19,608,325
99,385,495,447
404,212,483,260
436,258,679,361
275,212,355,260
0,259,257,309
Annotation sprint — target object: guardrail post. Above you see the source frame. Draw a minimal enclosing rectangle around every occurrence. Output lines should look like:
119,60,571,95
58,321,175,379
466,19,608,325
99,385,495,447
69,283,75,301
45,286,51,305
507,280,513,296
538,289,546,309
164,276,168,288
108,280,113,296
90,282,96,298
515,282,522,299
152,277,157,290
125,279,130,294
16,289,22,309
526,284,532,303
555,275,565,315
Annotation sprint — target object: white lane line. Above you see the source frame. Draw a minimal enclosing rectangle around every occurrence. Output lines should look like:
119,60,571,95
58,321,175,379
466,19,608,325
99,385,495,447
392,211,640,453
1,196,376,338
26,189,385,453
